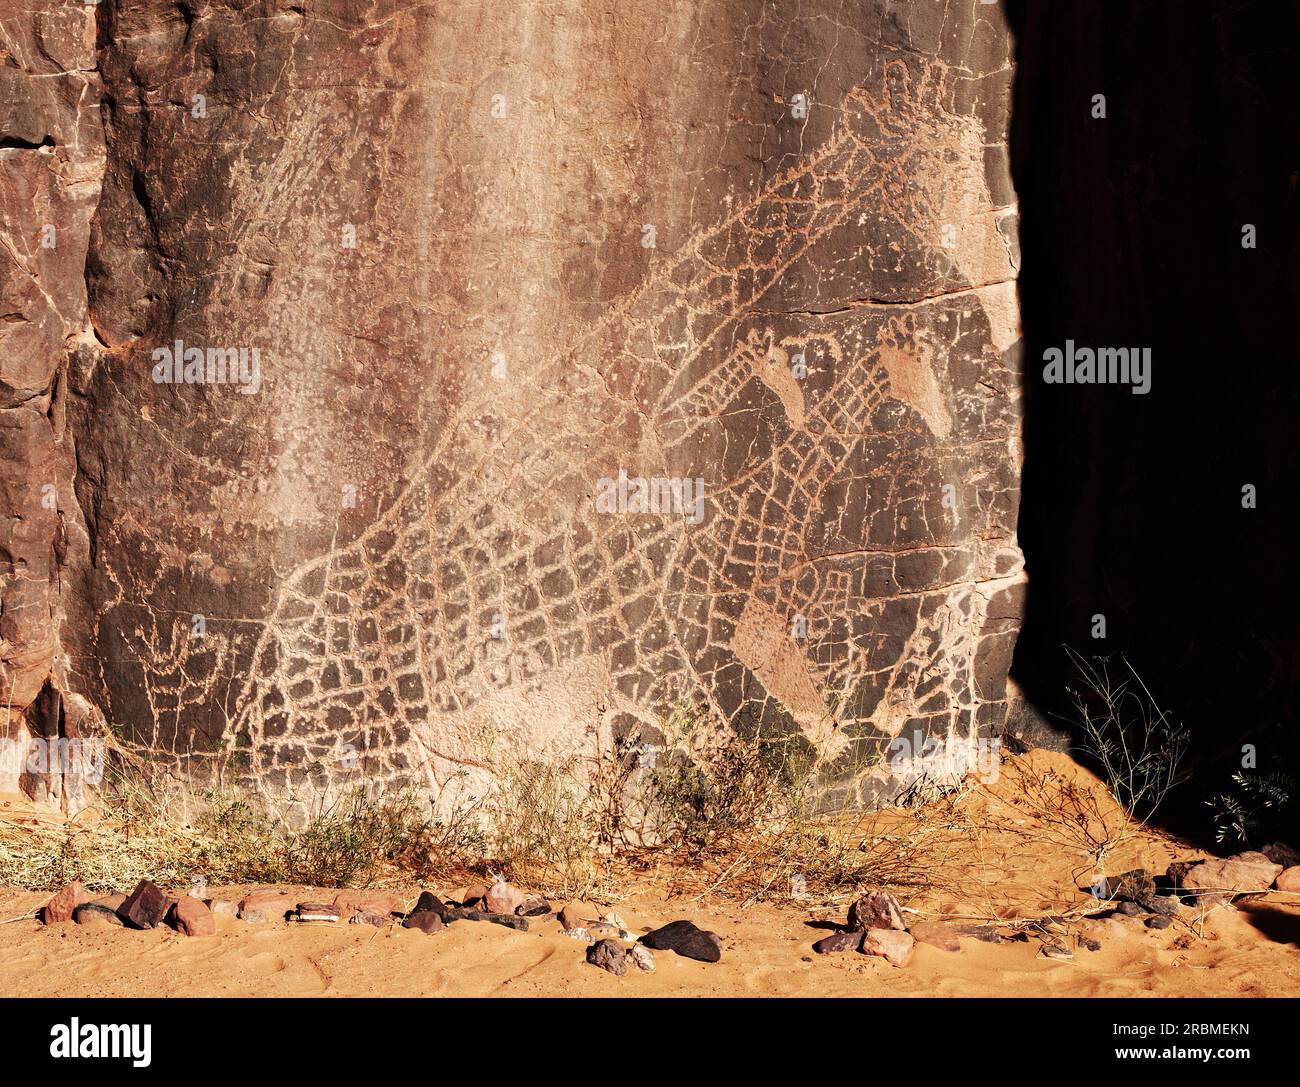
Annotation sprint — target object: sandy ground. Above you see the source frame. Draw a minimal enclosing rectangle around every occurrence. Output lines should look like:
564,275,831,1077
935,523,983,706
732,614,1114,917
2,751,1298,997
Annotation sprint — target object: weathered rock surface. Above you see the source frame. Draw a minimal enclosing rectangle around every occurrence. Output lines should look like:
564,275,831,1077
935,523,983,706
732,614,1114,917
73,902,124,927
847,891,906,932
1275,866,1300,893
6,2,1022,808
813,930,865,954
0,1,105,807
237,892,295,920
333,890,404,921
908,921,961,952
171,896,216,936
118,879,172,930
1175,853,1283,898
40,881,88,924
861,927,915,966
586,939,627,976
401,910,443,935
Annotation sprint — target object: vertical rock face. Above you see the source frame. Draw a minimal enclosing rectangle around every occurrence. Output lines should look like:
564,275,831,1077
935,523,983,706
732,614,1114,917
10,1,1022,806
0,2,103,800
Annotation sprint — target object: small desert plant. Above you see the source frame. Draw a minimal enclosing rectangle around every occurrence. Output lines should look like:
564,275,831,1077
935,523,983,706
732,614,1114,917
1207,770,1294,846
1064,647,1189,826
480,755,607,898
0,738,485,892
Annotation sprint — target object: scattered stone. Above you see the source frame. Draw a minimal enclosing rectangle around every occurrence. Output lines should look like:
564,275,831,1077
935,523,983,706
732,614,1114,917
292,902,341,923
459,884,488,908
587,938,627,975
1077,935,1102,952
517,895,552,917
1262,842,1300,869
412,891,446,918
333,890,404,920
813,930,864,954
564,927,594,943
349,910,387,927
402,910,444,934
1179,852,1282,898
639,920,723,963
558,904,588,931
442,907,529,931
861,928,915,967
847,890,905,932
40,881,88,925
908,921,961,952
207,899,238,918
1274,866,1300,893
630,944,655,973
485,877,524,916
172,896,217,936
237,892,294,920
118,880,173,930
1144,915,1173,930
73,903,124,927
1039,941,1073,960
1104,869,1156,903
1137,893,1178,918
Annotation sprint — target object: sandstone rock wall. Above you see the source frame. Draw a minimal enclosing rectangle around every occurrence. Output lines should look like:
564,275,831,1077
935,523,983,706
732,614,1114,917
3,0,1023,808
0,2,103,803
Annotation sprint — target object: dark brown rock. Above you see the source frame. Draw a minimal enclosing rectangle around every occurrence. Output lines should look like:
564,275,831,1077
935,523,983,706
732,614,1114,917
813,930,864,954
1105,870,1156,903
586,939,627,976
117,880,172,930
639,920,722,963
402,910,444,934
1261,842,1300,869
442,907,528,931
413,891,446,918
1137,893,1178,918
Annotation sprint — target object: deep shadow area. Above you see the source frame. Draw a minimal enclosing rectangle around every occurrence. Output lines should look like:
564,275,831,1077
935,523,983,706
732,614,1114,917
1004,1,1300,842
